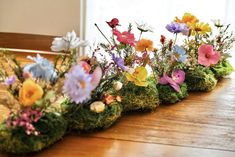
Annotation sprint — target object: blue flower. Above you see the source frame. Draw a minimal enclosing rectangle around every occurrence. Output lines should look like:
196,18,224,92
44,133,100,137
112,53,128,71
173,45,187,62
24,54,57,82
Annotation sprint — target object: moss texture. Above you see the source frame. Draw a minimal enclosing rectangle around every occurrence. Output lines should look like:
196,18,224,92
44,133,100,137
157,83,188,104
185,66,217,92
62,101,122,133
0,112,67,154
211,59,234,79
119,79,160,112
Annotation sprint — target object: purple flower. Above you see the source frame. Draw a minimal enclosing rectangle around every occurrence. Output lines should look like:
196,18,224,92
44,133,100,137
63,65,93,104
112,53,128,71
166,22,188,34
159,69,185,92
5,76,16,85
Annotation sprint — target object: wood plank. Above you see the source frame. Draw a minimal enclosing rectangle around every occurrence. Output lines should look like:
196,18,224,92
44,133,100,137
0,32,55,51
1,136,235,157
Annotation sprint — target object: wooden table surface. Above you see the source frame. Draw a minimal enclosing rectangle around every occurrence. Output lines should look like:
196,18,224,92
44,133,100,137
0,74,235,157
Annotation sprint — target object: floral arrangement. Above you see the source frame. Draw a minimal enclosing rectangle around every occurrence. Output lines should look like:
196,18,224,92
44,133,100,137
94,18,160,112
0,30,87,154
0,12,234,154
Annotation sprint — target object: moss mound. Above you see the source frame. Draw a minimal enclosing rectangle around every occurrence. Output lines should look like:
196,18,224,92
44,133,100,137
0,112,67,154
185,66,217,92
119,79,160,112
211,59,234,79
157,83,188,104
62,101,122,132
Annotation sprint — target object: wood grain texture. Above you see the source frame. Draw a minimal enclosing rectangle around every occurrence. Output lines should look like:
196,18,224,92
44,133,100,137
0,54,235,156
0,32,55,51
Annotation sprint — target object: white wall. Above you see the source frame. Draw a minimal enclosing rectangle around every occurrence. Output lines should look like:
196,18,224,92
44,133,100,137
0,0,81,36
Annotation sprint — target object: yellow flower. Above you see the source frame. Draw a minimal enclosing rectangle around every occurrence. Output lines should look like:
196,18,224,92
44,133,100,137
189,22,211,35
135,39,154,52
19,79,44,107
175,13,198,25
125,66,148,87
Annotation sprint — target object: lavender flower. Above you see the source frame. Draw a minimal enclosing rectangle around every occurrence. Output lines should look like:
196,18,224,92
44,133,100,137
51,30,88,52
24,54,57,82
166,22,188,34
112,53,128,71
5,76,16,85
63,65,93,104
173,45,188,62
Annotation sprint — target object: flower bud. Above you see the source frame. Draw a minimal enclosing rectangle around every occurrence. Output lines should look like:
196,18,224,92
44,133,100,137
90,101,105,113
113,81,123,91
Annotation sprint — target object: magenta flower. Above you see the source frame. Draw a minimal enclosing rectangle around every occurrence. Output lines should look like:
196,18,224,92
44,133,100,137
198,44,221,67
113,29,136,46
5,76,16,85
159,69,185,92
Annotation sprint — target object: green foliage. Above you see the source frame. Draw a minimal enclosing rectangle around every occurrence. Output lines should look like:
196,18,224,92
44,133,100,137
185,66,217,92
119,79,160,112
157,83,188,104
0,112,67,154
62,101,122,132
210,59,234,79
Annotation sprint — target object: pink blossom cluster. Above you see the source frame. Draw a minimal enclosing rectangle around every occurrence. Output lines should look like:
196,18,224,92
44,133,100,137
6,107,43,136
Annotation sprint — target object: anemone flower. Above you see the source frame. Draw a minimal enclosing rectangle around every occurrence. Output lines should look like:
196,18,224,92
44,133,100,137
198,44,220,67
166,22,188,35
173,45,188,62
112,53,128,71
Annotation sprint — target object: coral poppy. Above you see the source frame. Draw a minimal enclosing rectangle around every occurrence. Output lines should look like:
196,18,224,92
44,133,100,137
19,79,44,107
135,38,154,52
198,44,221,67
175,13,198,25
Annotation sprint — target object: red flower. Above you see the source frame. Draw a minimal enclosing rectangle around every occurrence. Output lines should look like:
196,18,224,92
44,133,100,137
106,18,120,28
113,29,136,46
160,35,166,45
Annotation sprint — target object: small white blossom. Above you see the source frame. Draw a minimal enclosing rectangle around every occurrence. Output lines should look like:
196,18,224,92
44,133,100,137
136,21,154,32
113,81,123,91
51,30,88,52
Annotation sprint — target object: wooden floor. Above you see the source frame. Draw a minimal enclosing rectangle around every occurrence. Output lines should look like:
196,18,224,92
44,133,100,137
0,74,235,157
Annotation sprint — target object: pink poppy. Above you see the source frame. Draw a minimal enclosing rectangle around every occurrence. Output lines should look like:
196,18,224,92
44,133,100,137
172,69,185,84
112,29,136,46
198,44,220,67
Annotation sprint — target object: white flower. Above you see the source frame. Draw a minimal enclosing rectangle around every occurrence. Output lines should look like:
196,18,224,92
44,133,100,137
51,30,88,52
90,101,105,113
113,81,123,91
136,21,154,32
127,67,135,74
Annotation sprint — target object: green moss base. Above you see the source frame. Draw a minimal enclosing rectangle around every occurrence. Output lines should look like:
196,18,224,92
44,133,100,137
211,60,234,79
119,80,160,112
185,66,217,92
157,83,188,104
0,112,67,154
63,101,122,132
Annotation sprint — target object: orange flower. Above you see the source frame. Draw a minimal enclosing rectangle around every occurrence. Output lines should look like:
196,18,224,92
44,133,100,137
104,95,115,105
175,13,198,25
135,38,154,52
19,79,44,107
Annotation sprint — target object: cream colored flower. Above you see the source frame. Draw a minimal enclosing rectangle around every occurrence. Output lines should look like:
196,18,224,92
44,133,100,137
90,101,105,113
113,81,123,91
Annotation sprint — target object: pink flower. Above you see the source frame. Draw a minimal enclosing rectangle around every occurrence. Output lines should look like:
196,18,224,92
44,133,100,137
159,69,185,92
113,29,136,46
106,18,120,28
198,44,220,67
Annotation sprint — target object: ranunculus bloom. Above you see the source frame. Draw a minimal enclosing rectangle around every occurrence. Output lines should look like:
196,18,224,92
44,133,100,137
135,38,154,52
19,79,44,107
106,18,120,28
198,44,221,67
113,29,136,46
